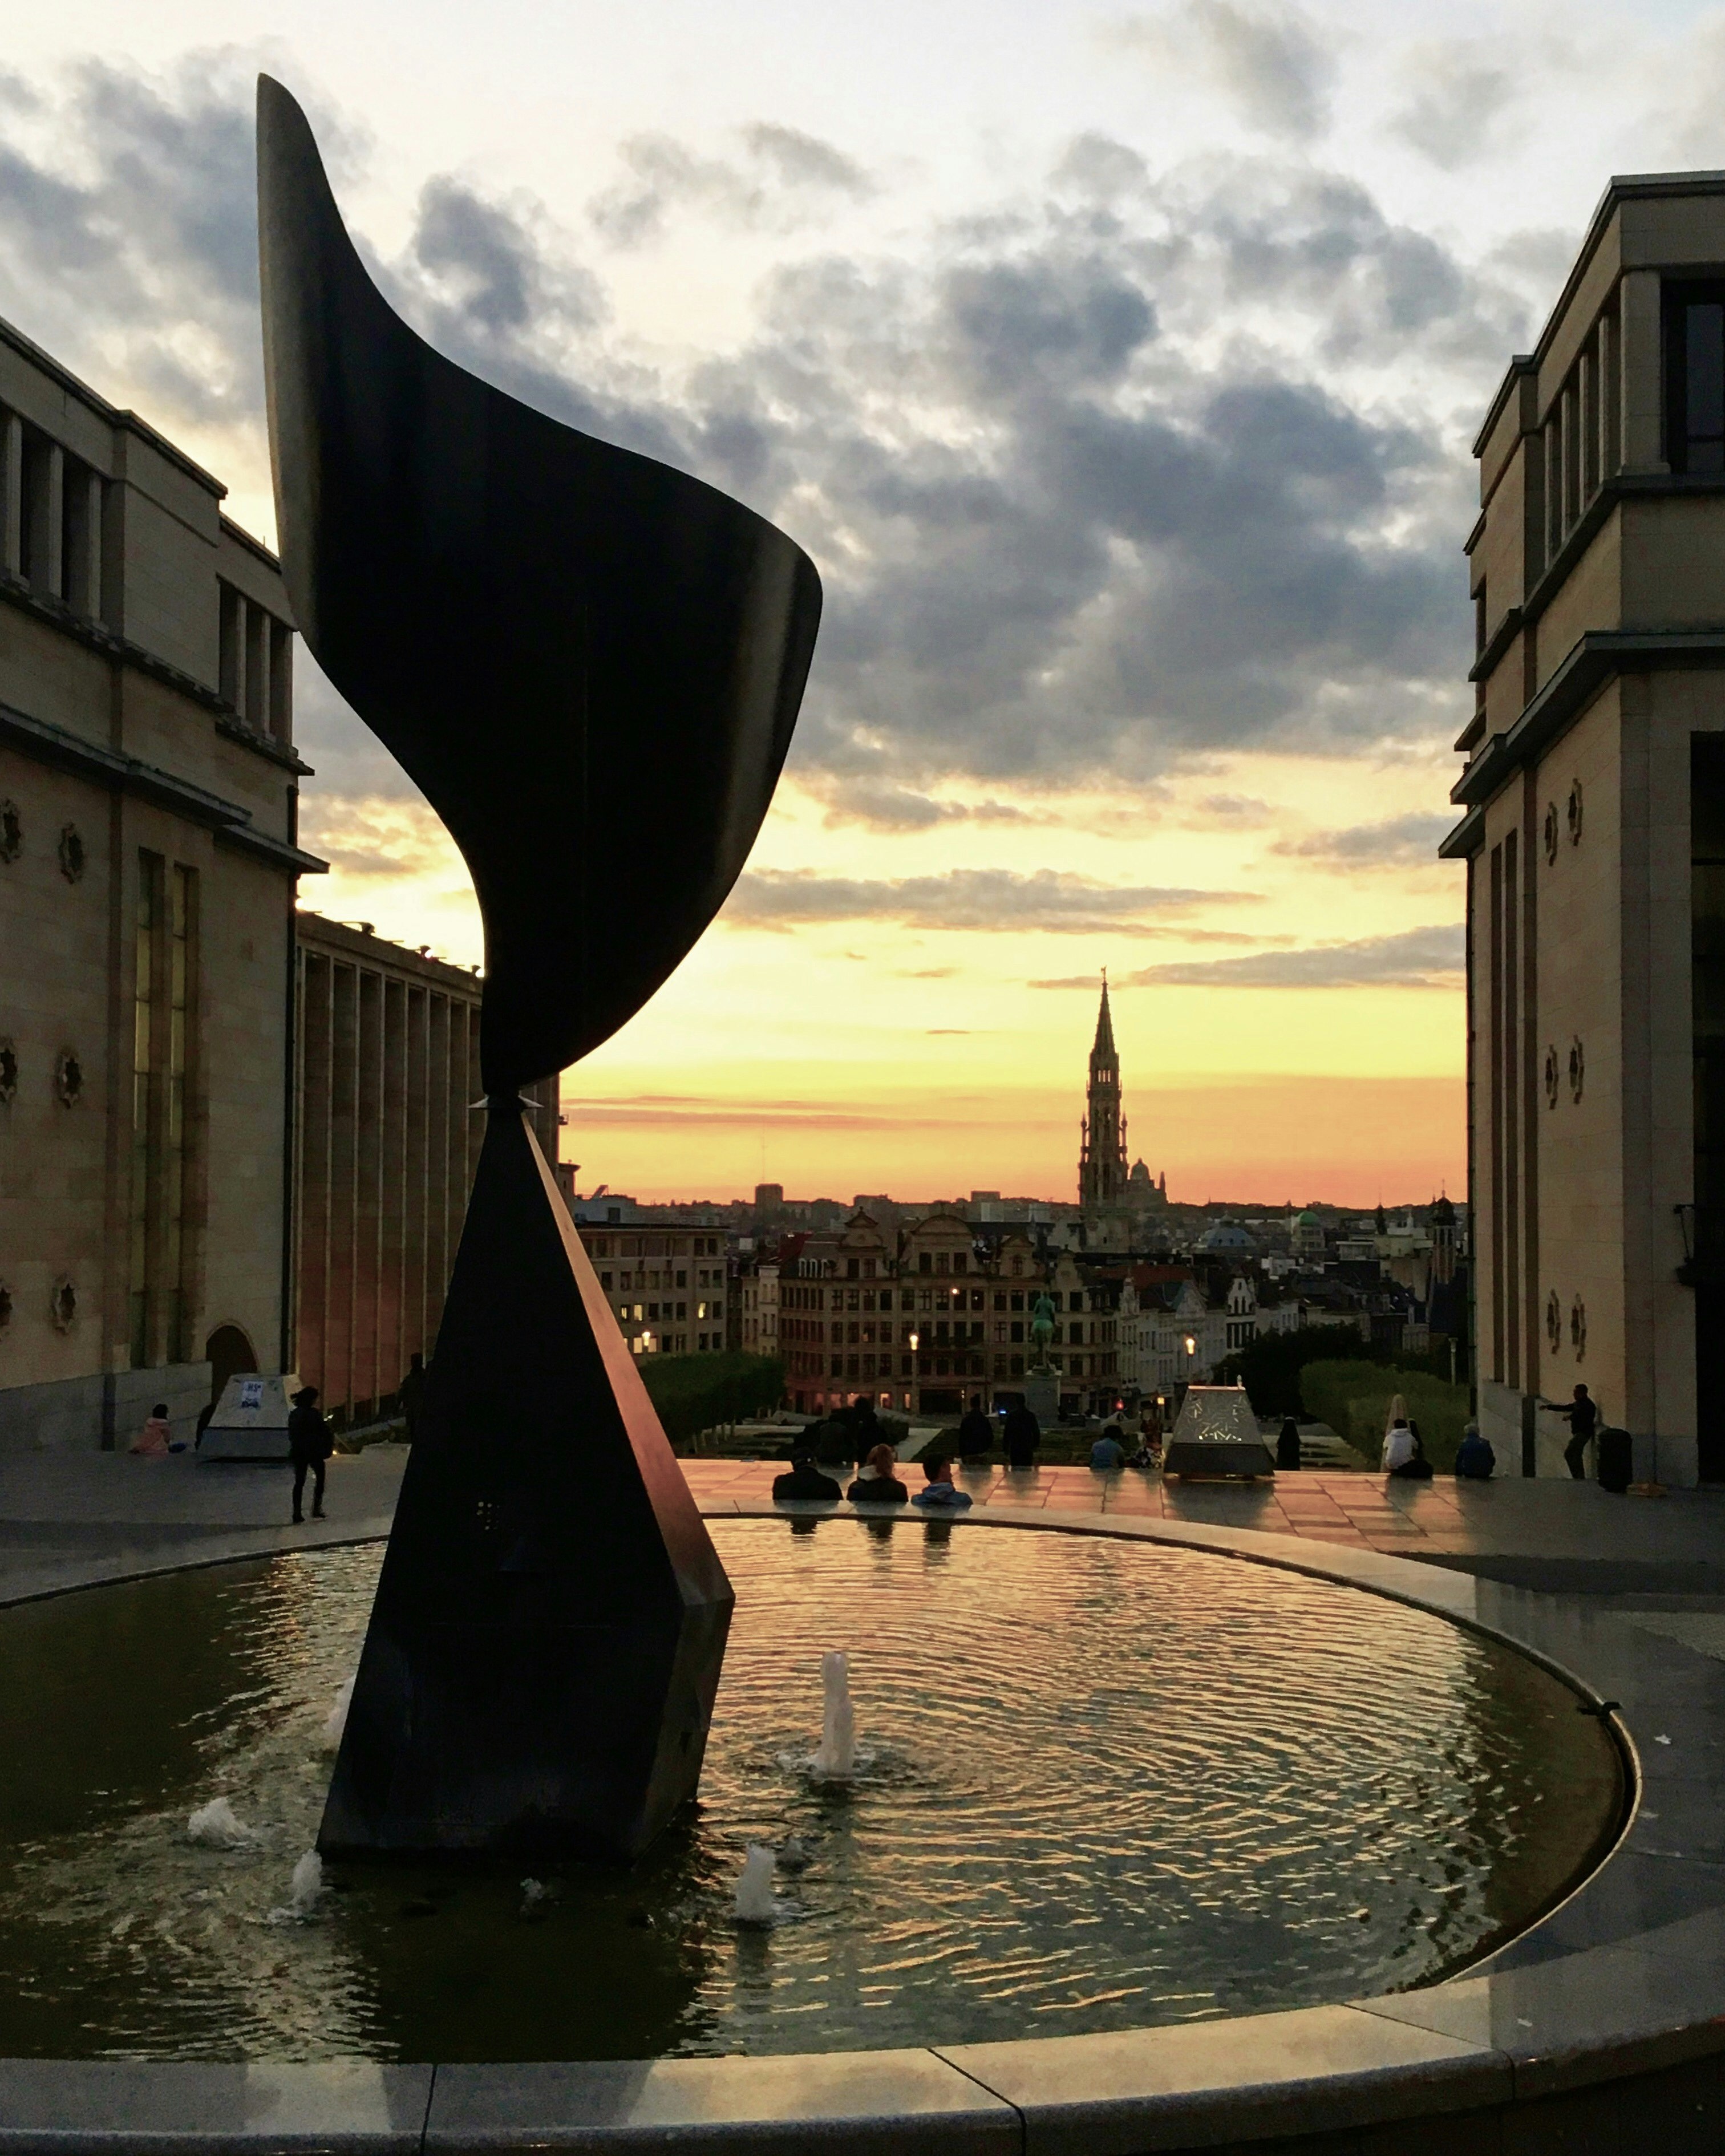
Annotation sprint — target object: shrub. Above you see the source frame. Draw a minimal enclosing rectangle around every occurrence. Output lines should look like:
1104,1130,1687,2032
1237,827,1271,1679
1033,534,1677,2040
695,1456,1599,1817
639,1352,784,1449
1295,1360,1470,1473
1213,1324,1380,1417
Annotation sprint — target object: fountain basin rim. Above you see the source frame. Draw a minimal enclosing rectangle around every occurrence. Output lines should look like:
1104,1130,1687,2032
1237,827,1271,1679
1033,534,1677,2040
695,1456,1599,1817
3,1504,1718,2156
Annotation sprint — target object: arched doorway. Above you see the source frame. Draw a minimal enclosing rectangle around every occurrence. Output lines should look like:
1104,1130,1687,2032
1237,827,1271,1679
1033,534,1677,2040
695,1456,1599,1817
205,1324,257,1409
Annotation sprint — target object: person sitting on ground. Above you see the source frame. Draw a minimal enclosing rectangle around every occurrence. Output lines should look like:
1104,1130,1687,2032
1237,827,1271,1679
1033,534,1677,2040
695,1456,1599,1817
129,1403,172,1457
1126,1430,1157,1470
847,1442,909,1505
288,1385,334,1522
1382,1413,1418,1475
1277,1416,1302,1471
1386,1420,1434,1481
1090,1424,1127,1472
1454,1421,1496,1481
957,1393,993,1458
1003,1401,1041,1469
913,1454,974,1509
772,1446,843,1502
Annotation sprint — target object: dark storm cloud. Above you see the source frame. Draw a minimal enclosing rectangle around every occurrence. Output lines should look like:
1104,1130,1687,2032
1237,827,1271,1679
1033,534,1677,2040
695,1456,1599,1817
0,60,1515,832
1103,922,1465,987
724,868,1258,933
1272,810,1455,866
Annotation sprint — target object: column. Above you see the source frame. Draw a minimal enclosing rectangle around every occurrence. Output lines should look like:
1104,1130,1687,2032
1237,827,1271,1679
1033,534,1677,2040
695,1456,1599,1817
43,441,64,598
1598,307,1620,478
1,412,21,576
1619,268,1667,475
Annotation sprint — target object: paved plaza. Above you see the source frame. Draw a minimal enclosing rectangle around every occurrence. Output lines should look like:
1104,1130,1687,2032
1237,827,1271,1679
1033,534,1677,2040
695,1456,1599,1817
2,1444,1722,1618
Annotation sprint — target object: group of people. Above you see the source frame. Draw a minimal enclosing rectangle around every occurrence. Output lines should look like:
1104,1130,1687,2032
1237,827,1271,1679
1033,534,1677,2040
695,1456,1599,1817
772,1442,973,1510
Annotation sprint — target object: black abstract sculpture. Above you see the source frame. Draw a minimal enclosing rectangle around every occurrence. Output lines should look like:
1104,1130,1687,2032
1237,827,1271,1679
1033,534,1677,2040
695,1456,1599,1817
256,75,821,1859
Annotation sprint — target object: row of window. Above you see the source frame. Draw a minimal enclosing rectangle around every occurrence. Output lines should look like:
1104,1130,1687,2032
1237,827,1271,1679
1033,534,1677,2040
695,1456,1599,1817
598,1266,723,1292
779,1283,1100,1315
614,1298,722,1324
624,1329,723,1356
784,1349,1112,1383
217,578,293,742
1,407,106,620
585,1234,725,1259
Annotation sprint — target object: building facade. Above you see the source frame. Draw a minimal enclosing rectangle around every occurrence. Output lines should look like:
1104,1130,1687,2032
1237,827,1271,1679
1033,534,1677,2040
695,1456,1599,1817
1078,979,1129,1212
570,1222,731,1357
290,914,557,1428
0,317,324,1450
1444,172,1725,1484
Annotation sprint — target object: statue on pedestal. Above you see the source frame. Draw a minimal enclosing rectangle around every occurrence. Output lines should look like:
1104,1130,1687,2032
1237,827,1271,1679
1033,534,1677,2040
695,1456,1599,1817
1028,1290,1058,1370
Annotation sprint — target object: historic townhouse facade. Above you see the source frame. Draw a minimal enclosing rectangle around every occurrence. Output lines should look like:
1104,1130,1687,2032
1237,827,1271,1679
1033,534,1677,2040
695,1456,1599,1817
571,1222,730,1357
778,1207,1126,1417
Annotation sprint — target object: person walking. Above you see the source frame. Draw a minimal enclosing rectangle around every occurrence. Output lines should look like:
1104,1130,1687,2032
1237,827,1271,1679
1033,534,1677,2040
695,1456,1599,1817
1003,1401,1041,1469
288,1385,333,1523
1549,1384,1599,1480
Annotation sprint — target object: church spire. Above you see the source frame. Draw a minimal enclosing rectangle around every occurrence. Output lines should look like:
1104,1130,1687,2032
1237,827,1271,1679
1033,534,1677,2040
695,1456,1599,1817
1092,971,1116,1059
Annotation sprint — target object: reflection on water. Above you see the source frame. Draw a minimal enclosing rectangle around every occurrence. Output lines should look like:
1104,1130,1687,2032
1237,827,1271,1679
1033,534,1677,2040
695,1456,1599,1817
0,1521,1621,2061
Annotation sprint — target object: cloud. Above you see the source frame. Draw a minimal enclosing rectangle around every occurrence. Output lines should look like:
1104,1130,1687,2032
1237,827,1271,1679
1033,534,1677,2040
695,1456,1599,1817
723,868,1258,933
589,123,872,248
1094,923,1464,987
1389,43,1517,169
1111,1,1337,142
0,59,1517,803
1272,810,1455,865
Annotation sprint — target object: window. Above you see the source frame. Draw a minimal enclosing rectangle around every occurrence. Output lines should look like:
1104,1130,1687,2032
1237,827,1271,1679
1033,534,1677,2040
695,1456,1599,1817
1669,284,1725,474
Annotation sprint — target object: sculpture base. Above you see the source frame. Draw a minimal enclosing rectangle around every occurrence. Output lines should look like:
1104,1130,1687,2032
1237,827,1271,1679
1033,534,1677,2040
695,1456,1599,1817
318,1101,733,1863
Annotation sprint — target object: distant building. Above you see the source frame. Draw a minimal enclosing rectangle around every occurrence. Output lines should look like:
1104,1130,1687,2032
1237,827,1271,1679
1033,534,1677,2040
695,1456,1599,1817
290,914,557,1428
571,1222,730,1357
1444,172,1725,1481
0,318,325,1452
1078,978,1129,1215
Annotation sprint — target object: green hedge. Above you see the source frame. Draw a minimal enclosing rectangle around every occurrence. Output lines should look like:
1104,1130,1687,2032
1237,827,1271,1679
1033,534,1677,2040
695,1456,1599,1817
1212,1324,1387,1416
639,1351,784,1448
1295,1360,1471,1472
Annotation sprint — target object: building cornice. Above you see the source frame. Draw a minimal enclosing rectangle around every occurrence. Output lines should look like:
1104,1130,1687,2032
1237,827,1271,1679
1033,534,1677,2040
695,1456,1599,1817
0,312,230,498
0,571,314,776
1450,627,1725,821
0,695,327,875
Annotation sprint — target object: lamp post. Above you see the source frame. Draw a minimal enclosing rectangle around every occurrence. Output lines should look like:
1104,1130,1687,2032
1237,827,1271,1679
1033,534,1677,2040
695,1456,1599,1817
908,1329,920,1419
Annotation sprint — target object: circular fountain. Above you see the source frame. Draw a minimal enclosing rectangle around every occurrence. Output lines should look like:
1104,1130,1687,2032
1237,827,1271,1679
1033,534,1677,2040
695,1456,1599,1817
0,1517,1623,2067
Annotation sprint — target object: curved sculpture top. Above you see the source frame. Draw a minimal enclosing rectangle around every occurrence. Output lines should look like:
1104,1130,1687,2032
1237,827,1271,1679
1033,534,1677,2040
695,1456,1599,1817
256,76,822,1093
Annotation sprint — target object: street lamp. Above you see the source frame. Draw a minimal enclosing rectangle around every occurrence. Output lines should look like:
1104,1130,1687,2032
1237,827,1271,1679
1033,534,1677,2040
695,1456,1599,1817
908,1328,920,1418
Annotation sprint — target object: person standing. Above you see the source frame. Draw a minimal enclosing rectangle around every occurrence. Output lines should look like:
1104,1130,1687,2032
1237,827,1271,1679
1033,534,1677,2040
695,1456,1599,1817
1003,1401,1041,1469
957,1394,993,1460
1549,1384,1599,1480
1276,1416,1302,1470
288,1385,333,1523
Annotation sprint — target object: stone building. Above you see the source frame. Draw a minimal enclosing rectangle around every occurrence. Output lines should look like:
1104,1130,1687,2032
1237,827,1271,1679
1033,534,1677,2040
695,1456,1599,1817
569,1222,730,1357
0,317,323,1450
776,1206,1126,1419
1444,171,1725,1482
290,913,558,1427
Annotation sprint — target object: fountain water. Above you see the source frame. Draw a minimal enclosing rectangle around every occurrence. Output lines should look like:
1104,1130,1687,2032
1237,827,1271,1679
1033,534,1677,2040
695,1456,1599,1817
321,1675,355,1750
732,1844,777,1925
288,1851,322,1918
187,1797,253,1849
809,1650,856,1781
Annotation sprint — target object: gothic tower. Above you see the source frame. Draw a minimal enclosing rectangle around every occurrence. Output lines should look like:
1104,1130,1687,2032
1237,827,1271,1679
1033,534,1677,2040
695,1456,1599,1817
1078,978,1130,1209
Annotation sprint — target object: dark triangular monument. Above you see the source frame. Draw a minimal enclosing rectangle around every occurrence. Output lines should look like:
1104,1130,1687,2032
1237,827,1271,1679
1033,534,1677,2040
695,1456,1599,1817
319,1104,734,1858
256,76,821,1859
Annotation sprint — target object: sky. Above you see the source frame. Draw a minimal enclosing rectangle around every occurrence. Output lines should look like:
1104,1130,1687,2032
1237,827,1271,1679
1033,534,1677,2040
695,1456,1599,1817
5,0,1723,1204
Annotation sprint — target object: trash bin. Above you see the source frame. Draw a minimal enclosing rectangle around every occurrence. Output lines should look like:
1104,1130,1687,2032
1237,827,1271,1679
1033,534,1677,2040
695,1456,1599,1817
1597,1425,1632,1494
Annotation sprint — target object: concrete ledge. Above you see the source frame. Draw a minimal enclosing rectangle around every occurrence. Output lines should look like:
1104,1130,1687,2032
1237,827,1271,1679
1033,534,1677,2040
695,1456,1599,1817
425,2053,1019,2153
0,2062,432,2154
3,1506,1724,2154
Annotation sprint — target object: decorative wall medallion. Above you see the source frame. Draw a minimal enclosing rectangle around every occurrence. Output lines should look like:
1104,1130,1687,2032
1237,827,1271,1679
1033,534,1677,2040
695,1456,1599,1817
49,1276,77,1333
1567,779,1584,846
1544,1043,1560,1108
1569,1035,1585,1103
0,1281,11,1335
0,1040,15,1105
1546,1289,1562,1354
1570,1295,1588,1360
1544,802,1560,865
58,824,85,882
53,1049,83,1107
0,800,20,864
